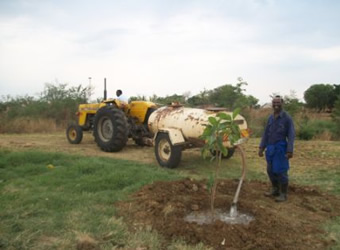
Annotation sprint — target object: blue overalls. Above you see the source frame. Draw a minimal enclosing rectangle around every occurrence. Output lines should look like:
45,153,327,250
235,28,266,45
265,141,289,184
260,111,295,185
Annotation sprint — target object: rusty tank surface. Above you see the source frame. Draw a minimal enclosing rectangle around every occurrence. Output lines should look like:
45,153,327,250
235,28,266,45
147,105,249,168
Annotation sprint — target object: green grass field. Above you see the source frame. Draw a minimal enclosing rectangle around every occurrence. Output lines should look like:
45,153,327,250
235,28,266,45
0,148,339,249
0,150,183,249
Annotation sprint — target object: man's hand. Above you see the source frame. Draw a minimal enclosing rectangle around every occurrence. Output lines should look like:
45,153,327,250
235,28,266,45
286,152,293,159
258,148,264,157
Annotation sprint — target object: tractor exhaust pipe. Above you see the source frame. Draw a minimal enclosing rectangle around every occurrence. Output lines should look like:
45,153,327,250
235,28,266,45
104,78,107,100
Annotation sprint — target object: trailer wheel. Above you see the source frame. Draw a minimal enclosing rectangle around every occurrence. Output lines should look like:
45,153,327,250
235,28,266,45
66,124,83,144
155,133,182,168
93,107,128,152
210,147,235,159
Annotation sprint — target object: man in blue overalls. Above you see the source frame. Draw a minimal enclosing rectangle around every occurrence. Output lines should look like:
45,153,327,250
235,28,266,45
258,96,295,202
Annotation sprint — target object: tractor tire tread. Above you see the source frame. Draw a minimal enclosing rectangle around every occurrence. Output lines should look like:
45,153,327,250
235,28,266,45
93,107,128,152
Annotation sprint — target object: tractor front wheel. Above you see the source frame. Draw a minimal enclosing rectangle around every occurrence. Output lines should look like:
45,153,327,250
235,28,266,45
93,107,128,152
66,124,83,144
155,133,182,168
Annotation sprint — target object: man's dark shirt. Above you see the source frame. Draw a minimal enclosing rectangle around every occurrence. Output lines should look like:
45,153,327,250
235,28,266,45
259,110,295,153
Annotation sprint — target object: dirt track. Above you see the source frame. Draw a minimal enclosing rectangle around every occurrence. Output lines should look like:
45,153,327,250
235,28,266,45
0,132,158,164
1,132,339,171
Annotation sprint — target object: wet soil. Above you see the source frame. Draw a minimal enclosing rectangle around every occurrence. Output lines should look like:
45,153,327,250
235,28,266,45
116,178,340,250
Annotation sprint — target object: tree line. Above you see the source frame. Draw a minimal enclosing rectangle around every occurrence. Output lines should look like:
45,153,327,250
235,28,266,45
0,80,339,138
0,83,93,125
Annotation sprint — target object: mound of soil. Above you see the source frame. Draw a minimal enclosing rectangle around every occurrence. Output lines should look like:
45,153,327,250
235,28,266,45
116,179,340,249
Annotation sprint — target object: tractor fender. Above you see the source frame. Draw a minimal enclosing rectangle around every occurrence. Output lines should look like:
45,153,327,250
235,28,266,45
154,128,186,146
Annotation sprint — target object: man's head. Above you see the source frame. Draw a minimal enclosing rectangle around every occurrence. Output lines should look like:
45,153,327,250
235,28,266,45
116,89,122,97
272,95,283,113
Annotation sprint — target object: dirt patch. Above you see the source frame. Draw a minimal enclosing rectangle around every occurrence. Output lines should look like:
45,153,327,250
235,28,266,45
76,234,99,250
116,178,340,250
1,133,339,172
0,133,158,165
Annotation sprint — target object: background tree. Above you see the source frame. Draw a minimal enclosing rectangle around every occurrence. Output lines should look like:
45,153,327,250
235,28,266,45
1,83,92,124
304,84,337,111
208,79,258,110
152,94,186,105
209,84,239,109
40,83,93,124
187,89,211,107
283,90,303,117
129,95,147,102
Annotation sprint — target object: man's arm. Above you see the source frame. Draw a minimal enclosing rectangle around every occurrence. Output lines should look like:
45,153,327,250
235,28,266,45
286,116,295,158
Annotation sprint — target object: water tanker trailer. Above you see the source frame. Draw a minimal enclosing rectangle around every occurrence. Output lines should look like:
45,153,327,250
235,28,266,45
147,105,249,168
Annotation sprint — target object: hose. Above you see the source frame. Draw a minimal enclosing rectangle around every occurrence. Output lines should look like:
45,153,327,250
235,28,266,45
230,145,247,217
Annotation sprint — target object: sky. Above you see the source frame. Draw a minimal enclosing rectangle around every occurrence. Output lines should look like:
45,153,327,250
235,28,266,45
0,0,339,104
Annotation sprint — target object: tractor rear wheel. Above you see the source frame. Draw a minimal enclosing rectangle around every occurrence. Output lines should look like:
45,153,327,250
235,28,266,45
93,107,128,152
155,133,182,168
66,124,83,144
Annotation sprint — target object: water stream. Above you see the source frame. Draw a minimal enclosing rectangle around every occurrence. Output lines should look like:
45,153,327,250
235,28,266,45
184,209,254,225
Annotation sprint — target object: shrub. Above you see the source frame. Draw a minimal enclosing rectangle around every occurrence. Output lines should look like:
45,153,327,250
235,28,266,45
331,95,340,137
297,119,337,140
0,83,91,133
297,123,315,140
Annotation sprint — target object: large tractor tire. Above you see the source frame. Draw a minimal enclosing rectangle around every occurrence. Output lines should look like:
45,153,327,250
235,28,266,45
66,124,83,144
93,107,128,152
155,133,182,168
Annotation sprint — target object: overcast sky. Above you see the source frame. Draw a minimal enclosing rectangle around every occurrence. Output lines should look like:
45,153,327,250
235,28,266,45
0,0,339,103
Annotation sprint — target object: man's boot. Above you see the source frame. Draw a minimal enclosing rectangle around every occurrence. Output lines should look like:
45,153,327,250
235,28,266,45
264,182,279,197
275,183,288,202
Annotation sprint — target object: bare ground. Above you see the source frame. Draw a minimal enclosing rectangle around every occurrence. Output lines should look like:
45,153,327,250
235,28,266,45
1,132,339,171
0,132,157,164
117,178,340,250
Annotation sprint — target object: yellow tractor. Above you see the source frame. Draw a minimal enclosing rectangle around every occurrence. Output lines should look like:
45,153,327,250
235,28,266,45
66,82,157,151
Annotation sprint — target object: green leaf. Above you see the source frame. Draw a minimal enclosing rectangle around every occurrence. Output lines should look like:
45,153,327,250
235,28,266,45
232,108,240,119
208,116,218,126
207,136,216,147
217,112,231,121
231,125,241,138
216,137,227,156
221,121,231,127
201,125,212,137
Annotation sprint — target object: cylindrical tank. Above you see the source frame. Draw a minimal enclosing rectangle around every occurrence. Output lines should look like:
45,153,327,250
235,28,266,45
148,106,248,139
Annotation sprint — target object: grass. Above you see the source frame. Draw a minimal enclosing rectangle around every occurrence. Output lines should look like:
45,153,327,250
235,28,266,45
0,150,182,249
324,217,340,250
0,144,339,249
179,150,267,182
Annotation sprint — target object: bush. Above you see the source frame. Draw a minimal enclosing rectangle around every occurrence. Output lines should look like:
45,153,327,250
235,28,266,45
0,83,92,133
297,123,315,140
297,119,337,140
332,95,340,137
